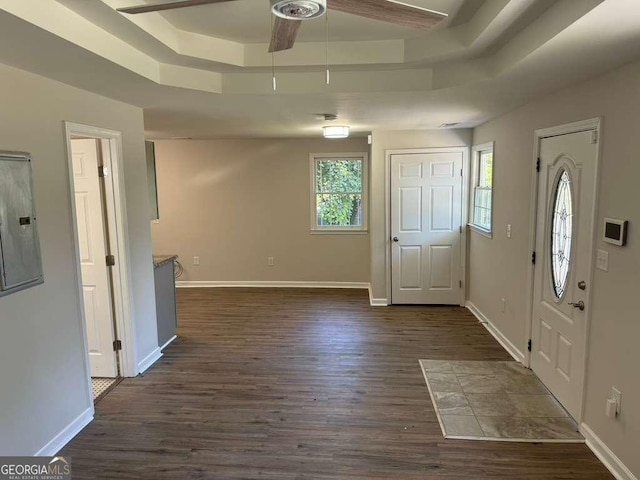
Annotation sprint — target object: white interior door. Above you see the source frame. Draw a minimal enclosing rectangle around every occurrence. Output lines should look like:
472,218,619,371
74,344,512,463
71,138,118,378
391,150,463,304
531,129,598,419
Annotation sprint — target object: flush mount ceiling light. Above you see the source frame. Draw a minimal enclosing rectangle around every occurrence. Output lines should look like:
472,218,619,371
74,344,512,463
323,125,350,139
271,0,326,20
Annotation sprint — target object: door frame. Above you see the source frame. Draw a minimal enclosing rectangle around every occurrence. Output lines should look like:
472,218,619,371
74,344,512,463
525,117,602,421
64,122,139,384
385,147,470,306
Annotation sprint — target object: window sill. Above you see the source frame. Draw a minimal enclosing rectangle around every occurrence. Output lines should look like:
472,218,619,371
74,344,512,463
310,229,369,235
468,224,493,239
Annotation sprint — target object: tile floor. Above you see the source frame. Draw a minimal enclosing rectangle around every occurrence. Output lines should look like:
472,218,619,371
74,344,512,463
419,360,583,442
91,377,118,402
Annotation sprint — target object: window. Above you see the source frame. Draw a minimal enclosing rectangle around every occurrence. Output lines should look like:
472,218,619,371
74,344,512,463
469,142,494,236
550,169,573,299
310,153,368,232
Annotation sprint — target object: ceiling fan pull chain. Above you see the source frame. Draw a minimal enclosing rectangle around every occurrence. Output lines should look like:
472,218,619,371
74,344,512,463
325,6,330,85
271,13,277,91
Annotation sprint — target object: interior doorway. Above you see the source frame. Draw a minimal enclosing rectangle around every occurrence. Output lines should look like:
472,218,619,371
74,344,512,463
64,123,138,405
528,119,600,420
387,148,467,305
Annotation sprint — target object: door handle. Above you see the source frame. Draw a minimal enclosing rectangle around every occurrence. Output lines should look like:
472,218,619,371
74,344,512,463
569,301,585,311
392,236,399,242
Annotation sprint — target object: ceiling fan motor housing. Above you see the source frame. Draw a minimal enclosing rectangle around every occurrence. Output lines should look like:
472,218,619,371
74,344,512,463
271,0,327,20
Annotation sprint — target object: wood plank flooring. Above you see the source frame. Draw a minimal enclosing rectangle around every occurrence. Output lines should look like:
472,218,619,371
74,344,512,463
62,288,613,479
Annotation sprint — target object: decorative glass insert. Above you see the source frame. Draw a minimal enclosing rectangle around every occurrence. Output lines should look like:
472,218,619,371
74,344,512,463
551,169,573,299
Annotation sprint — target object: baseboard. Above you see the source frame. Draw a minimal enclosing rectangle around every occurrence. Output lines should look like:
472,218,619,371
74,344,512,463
137,347,162,375
35,406,93,456
368,289,388,307
159,335,177,351
466,301,525,363
177,281,370,289
580,423,638,480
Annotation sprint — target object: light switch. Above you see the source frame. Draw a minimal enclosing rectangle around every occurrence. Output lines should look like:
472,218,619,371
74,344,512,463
507,224,512,239
596,249,609,272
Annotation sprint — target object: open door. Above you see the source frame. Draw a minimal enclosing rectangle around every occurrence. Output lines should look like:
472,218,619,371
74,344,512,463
71,138,118,378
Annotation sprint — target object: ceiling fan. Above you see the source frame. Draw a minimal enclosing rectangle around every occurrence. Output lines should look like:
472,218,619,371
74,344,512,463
117,0,447,53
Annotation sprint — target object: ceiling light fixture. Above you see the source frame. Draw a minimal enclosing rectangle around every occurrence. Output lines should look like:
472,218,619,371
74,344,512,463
323,125,350,139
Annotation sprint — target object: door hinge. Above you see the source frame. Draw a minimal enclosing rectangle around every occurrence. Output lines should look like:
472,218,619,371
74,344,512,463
591,131,598,144
98,165,109,178
113,340,122,351
459,225,463,234
527,339,532,352
460,168,463,177
531,251,536,265
106,254,116,267
536,158,541,172
459,280,463,288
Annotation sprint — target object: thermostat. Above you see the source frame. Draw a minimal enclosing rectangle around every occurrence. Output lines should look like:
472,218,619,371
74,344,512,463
603,218,628,246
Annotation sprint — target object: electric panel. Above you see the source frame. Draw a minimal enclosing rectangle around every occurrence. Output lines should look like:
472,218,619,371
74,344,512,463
0,151,44,297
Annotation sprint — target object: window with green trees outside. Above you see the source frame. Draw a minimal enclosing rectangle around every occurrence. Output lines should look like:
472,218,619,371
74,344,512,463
311,154,368,232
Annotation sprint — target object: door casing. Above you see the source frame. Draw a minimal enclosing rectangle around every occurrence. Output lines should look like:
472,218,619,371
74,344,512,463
64,122,139,396
525,118,602,423
385,147,469,306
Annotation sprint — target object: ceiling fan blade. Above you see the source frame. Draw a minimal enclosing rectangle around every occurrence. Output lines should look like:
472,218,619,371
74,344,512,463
117,0,237,15
328,0,446,30
269,17,302,53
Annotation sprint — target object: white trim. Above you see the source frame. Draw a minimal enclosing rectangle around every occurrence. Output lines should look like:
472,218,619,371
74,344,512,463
159,334,177,351
385,147,469,306
137,347,162,374
64,122,139,385
526,117,602,423
466,301,525,364
177,281,370,289
368,286,389,306
580,423,638,480
34,407,93,456
309,152,369,233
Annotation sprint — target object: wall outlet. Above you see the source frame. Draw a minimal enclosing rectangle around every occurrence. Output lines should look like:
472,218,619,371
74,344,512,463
596,249,609,272
507,224,512,239
193,256,200,266
267,257,275,267
612,387,622,415
501,298,507,313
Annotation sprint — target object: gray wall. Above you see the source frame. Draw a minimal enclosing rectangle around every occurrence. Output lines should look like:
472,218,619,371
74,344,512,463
471,60,640,475
0,63,157,454
151,138,370,284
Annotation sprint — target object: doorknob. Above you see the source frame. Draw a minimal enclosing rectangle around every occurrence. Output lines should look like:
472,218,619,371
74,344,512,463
569,300,585,311
392,236,399,242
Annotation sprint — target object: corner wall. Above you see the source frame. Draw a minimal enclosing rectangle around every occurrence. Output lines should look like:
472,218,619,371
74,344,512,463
0,63,157,454
369,129,472,303
470,60,640,477
150,138,370,284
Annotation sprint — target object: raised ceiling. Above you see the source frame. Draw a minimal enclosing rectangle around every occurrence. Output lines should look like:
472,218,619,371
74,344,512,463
1,0,640,138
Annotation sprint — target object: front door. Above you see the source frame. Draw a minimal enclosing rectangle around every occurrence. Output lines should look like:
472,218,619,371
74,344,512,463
531,129,598,419
390,150,463,304
71,138,118,378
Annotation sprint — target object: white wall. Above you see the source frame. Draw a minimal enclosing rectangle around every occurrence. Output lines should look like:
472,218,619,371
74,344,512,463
0,63,157,455
471,60,640,477
151,138,370,284
369,129,473,302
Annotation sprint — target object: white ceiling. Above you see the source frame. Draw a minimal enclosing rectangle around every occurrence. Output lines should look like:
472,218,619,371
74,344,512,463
1,0,639,138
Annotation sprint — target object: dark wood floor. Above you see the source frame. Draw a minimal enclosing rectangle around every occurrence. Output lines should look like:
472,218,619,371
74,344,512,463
63,288,613,479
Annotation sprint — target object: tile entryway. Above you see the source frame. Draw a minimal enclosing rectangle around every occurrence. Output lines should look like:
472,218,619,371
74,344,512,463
91,377,119,403
419,360,583,442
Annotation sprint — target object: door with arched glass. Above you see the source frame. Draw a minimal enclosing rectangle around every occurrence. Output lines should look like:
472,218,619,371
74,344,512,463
531,127,598,420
